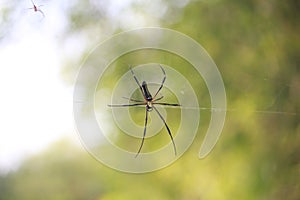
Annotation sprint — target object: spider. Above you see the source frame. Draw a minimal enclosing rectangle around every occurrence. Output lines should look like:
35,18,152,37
28,0,45,18
108,65,181,157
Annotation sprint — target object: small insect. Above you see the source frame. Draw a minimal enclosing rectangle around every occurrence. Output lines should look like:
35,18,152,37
108,65,181,157
28,0,45,17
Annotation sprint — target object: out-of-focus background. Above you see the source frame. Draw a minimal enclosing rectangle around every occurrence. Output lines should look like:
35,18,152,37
0,0,299,199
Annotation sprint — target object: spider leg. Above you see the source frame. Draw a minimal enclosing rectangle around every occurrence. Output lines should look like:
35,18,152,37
38,9,45,17
122,96,144,102
135,108,149,157
153,95,164,102
108,103,146,107
153,106,177,156
129,65,144,96
153,65,166,99
153,102,181,107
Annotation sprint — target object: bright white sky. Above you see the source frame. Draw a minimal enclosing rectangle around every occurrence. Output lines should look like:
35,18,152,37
0,1,77,172
0,0,141,173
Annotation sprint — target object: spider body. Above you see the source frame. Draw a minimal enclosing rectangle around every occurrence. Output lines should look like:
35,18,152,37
28,0,45,17
108,65,181,157
141,81,154,111
142,81,153,101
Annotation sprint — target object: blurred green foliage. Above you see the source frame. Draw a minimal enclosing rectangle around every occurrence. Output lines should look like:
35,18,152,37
1,0,299,199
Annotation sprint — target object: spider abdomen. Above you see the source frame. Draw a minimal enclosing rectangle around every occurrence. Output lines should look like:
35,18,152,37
142,81,152,101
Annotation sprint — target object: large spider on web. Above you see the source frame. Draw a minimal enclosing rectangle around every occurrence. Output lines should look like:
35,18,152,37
108,65,181,157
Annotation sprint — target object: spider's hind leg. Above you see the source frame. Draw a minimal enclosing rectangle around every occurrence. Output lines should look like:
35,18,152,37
153,65,166,99
129,65,143,95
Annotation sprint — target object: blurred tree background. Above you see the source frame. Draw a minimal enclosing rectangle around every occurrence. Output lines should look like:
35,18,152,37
0,0,299,199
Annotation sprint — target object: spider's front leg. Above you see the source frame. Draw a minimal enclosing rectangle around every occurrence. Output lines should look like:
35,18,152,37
153,105,177,156
135,108,149,157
